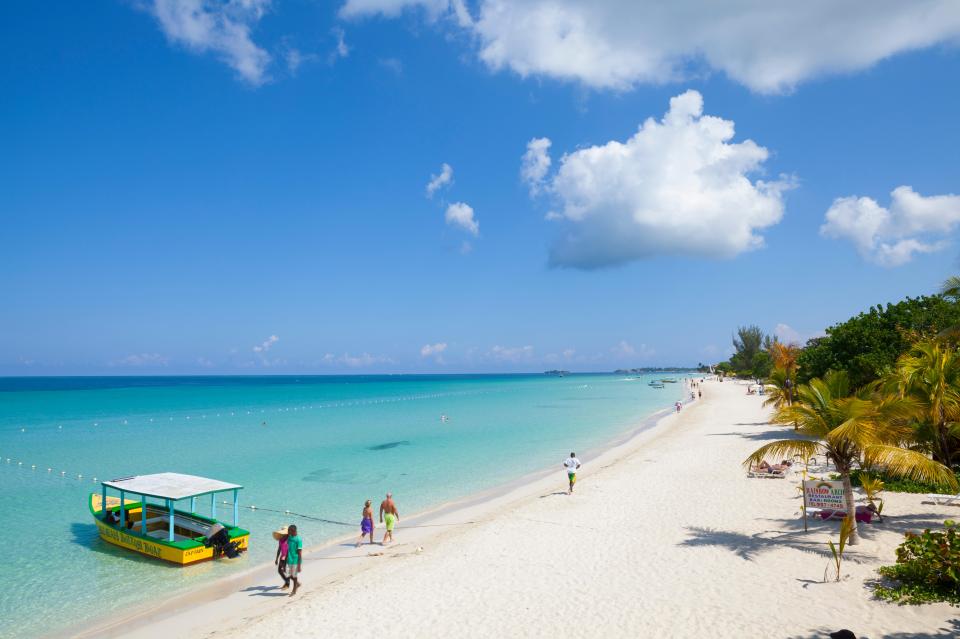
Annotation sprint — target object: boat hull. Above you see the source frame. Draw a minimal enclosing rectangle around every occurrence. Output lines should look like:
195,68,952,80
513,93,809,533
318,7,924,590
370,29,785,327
89,494,249,565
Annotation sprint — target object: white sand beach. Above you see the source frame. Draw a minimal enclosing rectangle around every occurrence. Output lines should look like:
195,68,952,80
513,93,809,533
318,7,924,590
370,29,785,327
90,380,958,639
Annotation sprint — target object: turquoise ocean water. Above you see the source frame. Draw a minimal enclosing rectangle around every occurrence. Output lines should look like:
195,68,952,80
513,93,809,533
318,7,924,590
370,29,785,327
0,374,688,637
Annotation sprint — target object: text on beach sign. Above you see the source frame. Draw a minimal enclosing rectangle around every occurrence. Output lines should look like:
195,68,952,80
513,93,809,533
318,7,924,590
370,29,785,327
803,480,845,510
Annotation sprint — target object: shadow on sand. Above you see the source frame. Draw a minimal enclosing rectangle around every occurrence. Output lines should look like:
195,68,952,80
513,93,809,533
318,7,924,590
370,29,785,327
788,618,960,639
679,509,949,563
243,585,289,598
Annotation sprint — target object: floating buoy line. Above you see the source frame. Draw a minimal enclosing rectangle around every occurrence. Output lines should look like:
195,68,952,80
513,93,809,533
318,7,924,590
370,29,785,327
6,388,493,434
1,456,478,531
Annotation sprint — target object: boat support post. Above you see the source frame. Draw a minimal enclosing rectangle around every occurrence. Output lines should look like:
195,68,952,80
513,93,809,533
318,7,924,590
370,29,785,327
101,484,107,521
141,495,147,534
211,493,216,519
233,489,239,526
119,490,125,526
167,498,175,542
190,496,196,513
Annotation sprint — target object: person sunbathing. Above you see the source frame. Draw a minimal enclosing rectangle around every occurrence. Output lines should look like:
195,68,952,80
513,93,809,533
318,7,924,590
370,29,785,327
756,460,790,473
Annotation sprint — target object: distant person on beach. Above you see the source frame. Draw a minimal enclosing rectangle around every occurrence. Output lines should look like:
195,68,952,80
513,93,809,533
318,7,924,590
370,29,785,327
563,452,581,494
356,500,375,547
274,527,291,589
285,524,302,596
380,493,400,544
698,389,702,398
675,401,682,412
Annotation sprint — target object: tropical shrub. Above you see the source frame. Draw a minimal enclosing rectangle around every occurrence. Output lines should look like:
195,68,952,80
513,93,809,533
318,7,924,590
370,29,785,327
849,468,960,494
874,520,960,605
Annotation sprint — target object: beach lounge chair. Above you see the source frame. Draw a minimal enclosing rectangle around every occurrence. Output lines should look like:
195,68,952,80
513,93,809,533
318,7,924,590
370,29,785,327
925,493,960,506
807,505,877,523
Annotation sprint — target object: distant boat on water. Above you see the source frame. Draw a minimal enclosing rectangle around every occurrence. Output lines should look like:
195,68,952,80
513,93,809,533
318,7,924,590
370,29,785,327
648,381,665,388
660,378,678,383
544,370,569,377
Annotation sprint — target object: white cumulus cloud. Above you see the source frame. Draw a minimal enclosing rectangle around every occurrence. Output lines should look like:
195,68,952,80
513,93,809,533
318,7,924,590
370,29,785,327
773,323,802,345
110,353,170,367
610,341,653,359
535,90,790,269
322,352,394,368
426,163,454,198
445,202,479,236
337,1,960,93
146,0,272,85
521,137,551,195
420,342,448,362
253,334,279,353
821,186,960,267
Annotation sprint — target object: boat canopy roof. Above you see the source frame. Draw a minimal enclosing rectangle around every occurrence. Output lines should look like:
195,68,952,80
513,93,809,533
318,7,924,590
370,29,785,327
102,472,242,500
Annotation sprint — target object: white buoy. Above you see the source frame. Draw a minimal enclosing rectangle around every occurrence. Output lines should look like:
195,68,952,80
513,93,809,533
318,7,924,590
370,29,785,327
18,461,22,466
31,464,35,470
92,477,97,482
250,505,256,510
47,468,52,472
20,428,25,432
77,474,82,479
58,425,62,430
60,471,66,476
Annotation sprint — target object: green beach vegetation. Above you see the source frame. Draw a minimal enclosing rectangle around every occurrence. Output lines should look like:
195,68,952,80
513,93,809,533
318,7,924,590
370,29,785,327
743,370,955,545
729,276,960,547
874,520,960,605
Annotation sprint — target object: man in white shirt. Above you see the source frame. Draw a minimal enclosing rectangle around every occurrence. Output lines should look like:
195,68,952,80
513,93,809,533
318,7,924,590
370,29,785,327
562,452,581,494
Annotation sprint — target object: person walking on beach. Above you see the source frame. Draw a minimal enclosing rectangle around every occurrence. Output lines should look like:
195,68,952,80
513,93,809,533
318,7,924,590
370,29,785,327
563,452,581,495
356,500,375,547
380,492,400,544
273,526,291,589
285,524,302,597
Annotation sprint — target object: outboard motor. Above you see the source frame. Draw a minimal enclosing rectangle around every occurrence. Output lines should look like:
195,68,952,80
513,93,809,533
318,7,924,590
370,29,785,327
203,523,243,559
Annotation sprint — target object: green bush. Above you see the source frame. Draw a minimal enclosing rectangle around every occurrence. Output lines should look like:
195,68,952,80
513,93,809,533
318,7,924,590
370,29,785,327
848,468,960,494
874,521,960,605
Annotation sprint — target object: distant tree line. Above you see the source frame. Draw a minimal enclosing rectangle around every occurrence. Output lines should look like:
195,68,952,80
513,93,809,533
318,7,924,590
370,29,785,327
716,294,960,386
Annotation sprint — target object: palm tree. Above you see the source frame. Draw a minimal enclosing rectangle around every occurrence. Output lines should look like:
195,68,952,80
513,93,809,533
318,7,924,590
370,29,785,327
769,341,801,377
764,367,794,412
893,340,960,467
939,276,960,342
941,275,960,301
744,371,957,545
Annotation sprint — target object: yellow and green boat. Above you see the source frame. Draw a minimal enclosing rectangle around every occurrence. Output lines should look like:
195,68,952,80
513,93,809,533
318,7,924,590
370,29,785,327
89,472,249,565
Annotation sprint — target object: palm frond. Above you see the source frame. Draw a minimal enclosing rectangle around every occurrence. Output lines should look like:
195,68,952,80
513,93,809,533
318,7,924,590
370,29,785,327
863,444,959,493
940,275,960,300
743,439,822,467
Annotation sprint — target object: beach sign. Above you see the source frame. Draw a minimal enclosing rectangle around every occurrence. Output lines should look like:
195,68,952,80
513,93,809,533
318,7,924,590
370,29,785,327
804,480,845,509
801,480,846,531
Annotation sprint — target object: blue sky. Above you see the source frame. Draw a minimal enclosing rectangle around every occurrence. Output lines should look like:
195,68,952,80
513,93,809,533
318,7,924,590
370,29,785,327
2,1,959,375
